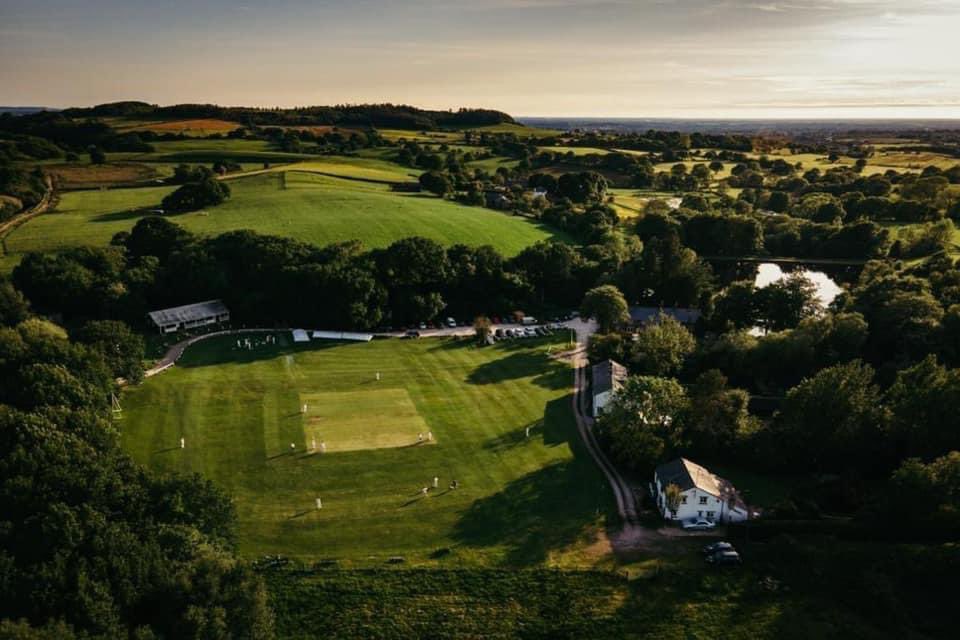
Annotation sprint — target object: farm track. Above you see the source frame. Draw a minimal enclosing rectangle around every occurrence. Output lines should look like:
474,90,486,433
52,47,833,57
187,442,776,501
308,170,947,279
567,320,640,526
0,176,57,254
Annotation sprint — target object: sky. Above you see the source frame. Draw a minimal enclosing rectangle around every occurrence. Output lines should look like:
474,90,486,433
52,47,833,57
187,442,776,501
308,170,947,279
1,0,959,119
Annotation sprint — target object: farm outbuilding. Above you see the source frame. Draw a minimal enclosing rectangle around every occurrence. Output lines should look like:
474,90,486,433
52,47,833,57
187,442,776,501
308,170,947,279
147,300,230,334
591,359,628,418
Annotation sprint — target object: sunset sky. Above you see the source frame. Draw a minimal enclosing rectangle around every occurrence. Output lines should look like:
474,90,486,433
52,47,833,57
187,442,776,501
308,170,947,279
2,0,959,118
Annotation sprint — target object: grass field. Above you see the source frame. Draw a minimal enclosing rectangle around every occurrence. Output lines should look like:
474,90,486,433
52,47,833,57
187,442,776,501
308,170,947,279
608,189,649,219
1,172,565,271
465,155,522,172
269,157,419,183
43,162,165,188
300,388,434,453
469,123,561,138
109,118,243,136
92,139,321,165
120,334,610,565
378,129,464,143
539,145,611,156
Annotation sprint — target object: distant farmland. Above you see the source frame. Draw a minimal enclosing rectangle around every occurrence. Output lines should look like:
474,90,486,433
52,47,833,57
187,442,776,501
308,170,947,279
110,118,243,136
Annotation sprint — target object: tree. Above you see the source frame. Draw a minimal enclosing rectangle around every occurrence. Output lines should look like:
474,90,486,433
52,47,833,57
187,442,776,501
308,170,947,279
772,360,886,472
161,176,230,213
767,191,790,213
511,240,584,307
685,369,756,457
0,280,30,326
621,234,713,307
885,355,960,460
587,331,628,364
124,215,193,261
885,452,960,532
680,194,709,212
599,375,689,471
88,145,106,164
755,272,821,332
664,482,683,517
74,319,146,383
580,284,630,334
473,315,492,344
0,322,273,638
630,313,695,377
710,281,757,330
418,170,451,196
557,171,607,203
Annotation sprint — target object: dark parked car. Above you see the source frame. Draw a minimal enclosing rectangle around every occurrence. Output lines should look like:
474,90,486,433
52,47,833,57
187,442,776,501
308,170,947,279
706,550,742,566
702,541,734,555
404,330,421,339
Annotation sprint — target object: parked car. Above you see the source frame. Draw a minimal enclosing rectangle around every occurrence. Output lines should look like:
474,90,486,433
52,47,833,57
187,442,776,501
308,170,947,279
419,322,427,330
706,550,742,566
446,317,456,328
524,327,537,337
682,518,717,531
404,330,421,339
702,541,734,555
495,329,504,338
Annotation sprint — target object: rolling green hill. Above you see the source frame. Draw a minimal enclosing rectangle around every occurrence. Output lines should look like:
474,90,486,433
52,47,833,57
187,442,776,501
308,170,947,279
1,171,567,272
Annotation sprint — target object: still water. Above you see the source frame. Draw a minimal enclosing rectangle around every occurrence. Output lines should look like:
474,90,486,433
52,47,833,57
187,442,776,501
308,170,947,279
754,263,843,308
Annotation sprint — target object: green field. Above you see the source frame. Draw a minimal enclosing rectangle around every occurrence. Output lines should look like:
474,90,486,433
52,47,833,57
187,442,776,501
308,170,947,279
267,156,419,182
120,334,609,565
539,145,611,156
470,123,562,138
2,172,567,271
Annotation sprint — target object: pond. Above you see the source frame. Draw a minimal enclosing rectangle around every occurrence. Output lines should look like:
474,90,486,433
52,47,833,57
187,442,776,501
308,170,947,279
754,262,843,308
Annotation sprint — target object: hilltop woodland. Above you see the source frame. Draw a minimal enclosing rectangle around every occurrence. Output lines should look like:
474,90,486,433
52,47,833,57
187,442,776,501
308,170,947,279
1,103,960,637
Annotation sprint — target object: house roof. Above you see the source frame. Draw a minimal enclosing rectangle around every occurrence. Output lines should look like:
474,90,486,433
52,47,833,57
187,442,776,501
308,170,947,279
147,300,229,327
655,458,744,508
630,306,701,325
592,359,628,395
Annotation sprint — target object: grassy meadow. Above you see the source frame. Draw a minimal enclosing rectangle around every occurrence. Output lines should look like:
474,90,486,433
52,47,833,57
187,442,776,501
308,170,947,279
1,171,566,272
120,334,611,565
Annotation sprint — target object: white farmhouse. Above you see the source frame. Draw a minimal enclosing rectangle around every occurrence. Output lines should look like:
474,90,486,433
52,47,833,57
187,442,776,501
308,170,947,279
591,359,628,418
652,458,749,523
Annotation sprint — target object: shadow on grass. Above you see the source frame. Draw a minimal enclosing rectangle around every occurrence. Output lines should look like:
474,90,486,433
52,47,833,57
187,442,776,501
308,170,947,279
91,208,150,223
452,458,605,566
153,446,180,455
177,335,343,369
455,396,611,565
466,349,569,390
484,396,571,452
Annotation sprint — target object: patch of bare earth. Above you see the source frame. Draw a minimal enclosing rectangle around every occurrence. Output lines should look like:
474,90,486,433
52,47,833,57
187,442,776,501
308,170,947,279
47,163,160,188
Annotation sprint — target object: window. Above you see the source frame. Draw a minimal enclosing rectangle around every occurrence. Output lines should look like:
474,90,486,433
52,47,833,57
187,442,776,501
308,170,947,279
680,496,687,504
699,496,708,505
707,511,715,518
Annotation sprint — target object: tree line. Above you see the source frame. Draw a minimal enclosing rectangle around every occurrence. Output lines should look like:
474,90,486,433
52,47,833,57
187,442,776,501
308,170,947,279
0,281,274,638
